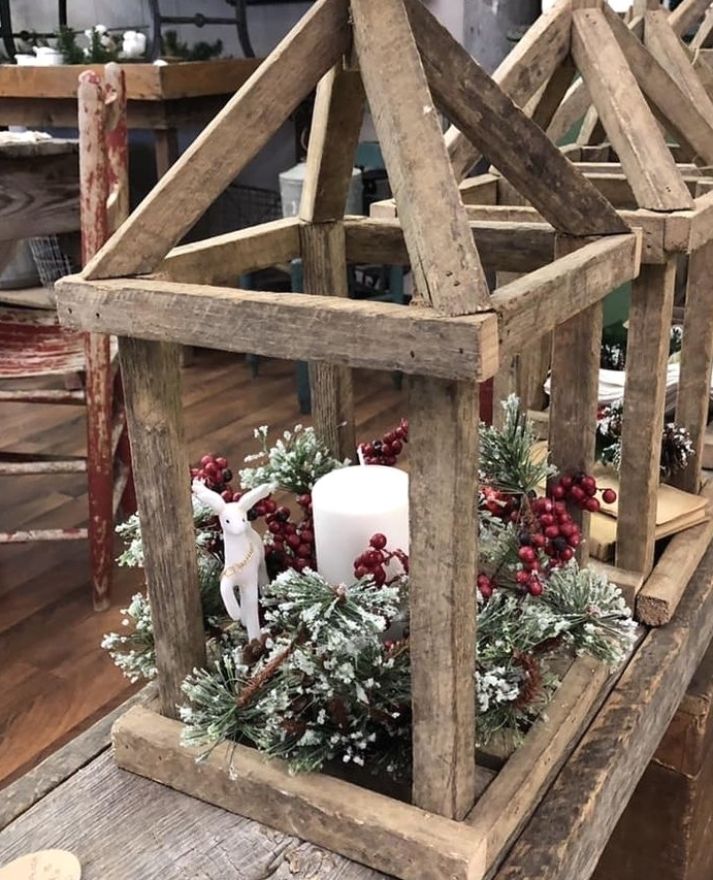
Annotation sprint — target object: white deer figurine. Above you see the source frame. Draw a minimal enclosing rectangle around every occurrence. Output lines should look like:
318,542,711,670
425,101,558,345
192,479,274,642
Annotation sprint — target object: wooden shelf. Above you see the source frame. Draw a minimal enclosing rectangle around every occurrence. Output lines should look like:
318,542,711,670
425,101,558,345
0,59,262,102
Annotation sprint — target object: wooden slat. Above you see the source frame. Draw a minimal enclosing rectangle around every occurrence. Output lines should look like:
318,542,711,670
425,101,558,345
673,239,713,493
644,9,713,115
0,527,88,543
690,3,713,49
55,276,500,382
669,0,712,36
492,233,641,357
113,705,487,880
616,259,676,576
0,389,85,405
406,0,629,236
156,218,302,285
572,8,693,211
547,77,592,145
83,0,350,279
530,58,578,131
351,0,490,316
300,223,356,459
445,0,573,179
298,62,363,462
299,66,366,224
548,235,604,562
343,216,555,273
118,338,205,717
637,484,713,626
408,376,479,819
603,6,713,166
492,539,713,880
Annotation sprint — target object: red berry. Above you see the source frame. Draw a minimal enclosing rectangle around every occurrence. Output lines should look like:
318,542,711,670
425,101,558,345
373,568,387,586
294,558,308,572
355,565,369,579
528,580,543,597
560,547,574,562
262,499,277,514
276,506,291,522
585,497,601,513
286,534,301,550
297,543,312,559
532,534,546,548
370,533,387,550
200,455,213,466
544,525,560,539
221,490,232,502
539,514,555,527
602,488,617,505
568,533,581,548
300,529,314,544
516,570,530,585
552,485,566,500
518,546,536,564
570,486,585,502
561,475,573,489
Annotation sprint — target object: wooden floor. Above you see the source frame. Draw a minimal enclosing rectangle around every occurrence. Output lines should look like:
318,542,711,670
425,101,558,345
0,351,403,790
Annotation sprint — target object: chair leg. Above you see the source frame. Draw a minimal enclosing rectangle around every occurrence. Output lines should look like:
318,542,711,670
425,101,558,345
85,332,114,610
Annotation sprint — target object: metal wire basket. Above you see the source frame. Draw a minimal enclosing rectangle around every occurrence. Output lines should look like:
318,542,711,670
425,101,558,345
28,234,78,289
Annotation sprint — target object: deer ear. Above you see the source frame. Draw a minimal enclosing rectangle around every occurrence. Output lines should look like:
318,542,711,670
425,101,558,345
191,479,226,515
236,483,275,514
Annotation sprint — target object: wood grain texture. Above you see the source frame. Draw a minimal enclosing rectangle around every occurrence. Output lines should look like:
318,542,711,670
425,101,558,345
467,653,631,874
118,339,205,717
572,8,693,211
673,239,713,493
56,276,500,382
669,0,712,36
300,66,366,224
301,222,356,459
548,236,604,561
636,497,713,626
351,0,490,316
616,259,676,576
406,0,629,236
83,0,350,279
156,218,302,285
603,5,713,166
530,57,578,131
344,216,555,273
492,233,641,357
492,536,713,880
547,77,592,145
113,705,487,880
444,0,572,179
408,376,478,819
0,149,79,242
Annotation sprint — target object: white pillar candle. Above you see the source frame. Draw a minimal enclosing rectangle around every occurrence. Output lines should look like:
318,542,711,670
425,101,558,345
312,465,409,586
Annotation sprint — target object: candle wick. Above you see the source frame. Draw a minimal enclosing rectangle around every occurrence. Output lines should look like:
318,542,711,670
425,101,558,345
357,445,366,467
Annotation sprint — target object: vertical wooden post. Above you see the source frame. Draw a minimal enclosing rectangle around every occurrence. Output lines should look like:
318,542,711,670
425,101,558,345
299,65,364,460
79,71,114,611
119,339,206,717
409,376,478,820
549,235,603,565
674,241,713,494
617,259,676,575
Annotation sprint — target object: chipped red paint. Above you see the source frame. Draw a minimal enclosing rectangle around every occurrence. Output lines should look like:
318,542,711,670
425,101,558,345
0,527,88,543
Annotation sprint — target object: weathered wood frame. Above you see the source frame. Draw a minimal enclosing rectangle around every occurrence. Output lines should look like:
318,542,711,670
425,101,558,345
54,2,645,878
375,0,713,627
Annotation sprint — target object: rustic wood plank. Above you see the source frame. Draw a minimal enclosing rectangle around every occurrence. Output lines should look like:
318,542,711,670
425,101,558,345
492,233,640,358
406,0,629,236
83,0,350,279
0,685,155,831
444,0,573,179
55,276,500,382
644,9,713,116
113,705,487,880
530,58,578,131
343,216,555,273
603,5,713,166
548,236,604,562
616,259,676,576
669,0,712,36
0,149,79,242
300,222,356,459
156,218,302,285
467,648,639,874
547,78,592,145
673,239,713,494
492,536,713,880
118,339,205,717
637,484,713,626
571,8,693,211
351,0,490,316
690,3,713,49
408,376,479,819
299,66,365,224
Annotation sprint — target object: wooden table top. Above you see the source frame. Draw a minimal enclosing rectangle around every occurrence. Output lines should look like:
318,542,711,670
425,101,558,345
3,544,713,879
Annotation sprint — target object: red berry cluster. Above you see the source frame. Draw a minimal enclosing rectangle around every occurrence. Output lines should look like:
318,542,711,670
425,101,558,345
354,533,409,586
481,486,518,521
264,493,315,574
549,472,617,513
190,454,233,491
359,419,409,466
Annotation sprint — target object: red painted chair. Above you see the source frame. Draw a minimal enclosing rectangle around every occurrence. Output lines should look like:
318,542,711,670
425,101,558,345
0,64,135,610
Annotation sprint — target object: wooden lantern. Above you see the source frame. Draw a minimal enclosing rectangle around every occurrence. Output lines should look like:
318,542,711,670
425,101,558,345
55,0,648,877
